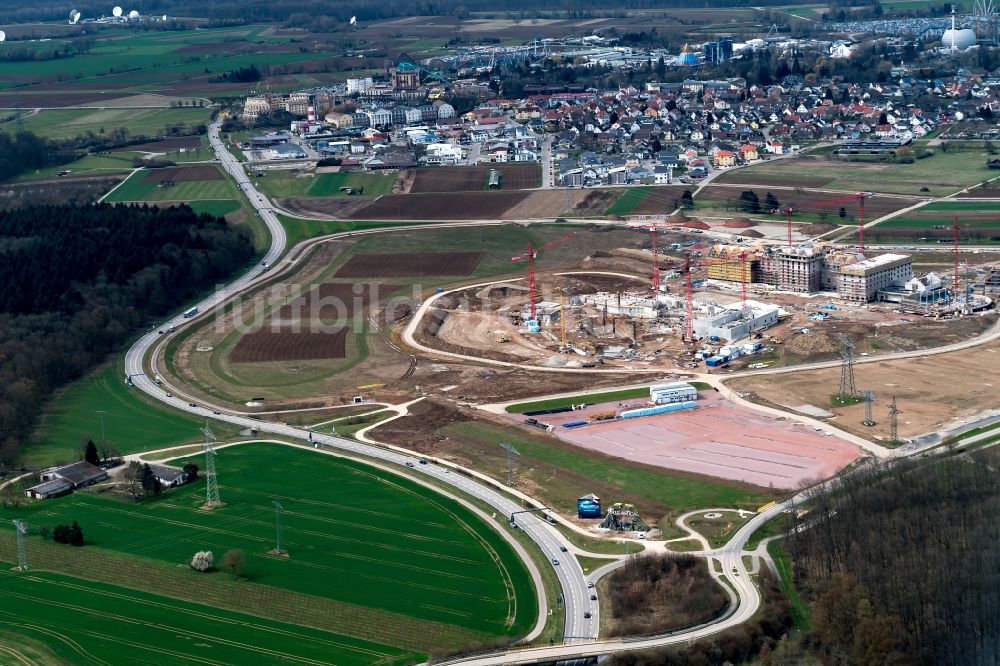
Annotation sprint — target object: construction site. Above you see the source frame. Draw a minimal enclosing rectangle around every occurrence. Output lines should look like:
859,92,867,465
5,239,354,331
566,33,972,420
415,221,997,373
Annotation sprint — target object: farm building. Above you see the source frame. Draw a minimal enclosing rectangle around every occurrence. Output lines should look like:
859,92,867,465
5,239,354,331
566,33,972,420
649,382,698,405
693,300,780,342
150,464,189,488
25,461,108,499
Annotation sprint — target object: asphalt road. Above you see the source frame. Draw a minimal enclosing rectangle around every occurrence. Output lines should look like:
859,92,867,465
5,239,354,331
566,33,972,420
122,120,600,647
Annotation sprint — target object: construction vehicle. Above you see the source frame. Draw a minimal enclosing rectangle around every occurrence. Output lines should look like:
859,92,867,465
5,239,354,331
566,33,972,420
769,336,783,345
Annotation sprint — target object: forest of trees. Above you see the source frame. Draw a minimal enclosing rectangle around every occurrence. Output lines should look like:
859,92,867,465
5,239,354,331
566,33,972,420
787,450,1000,665
0,133,77,183
606,554,728,637
0,203,255,466
604,569,791,666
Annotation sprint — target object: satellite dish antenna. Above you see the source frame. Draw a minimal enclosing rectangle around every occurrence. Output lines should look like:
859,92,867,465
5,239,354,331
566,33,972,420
129,9,139,20
161,14,167,21
0,31,6,43
350,16,357,25
112,6,122,17
69,9,81,23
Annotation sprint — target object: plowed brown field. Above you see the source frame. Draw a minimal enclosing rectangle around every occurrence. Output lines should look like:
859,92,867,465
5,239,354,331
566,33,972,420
230,327,348,362
335,252,484,278
409,164,541,193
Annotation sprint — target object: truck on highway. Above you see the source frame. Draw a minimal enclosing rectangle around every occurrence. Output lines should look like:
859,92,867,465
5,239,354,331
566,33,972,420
182,307,198,318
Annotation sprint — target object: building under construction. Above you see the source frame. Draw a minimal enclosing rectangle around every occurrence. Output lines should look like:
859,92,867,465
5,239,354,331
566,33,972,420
693,300,781,342
707,242,915,303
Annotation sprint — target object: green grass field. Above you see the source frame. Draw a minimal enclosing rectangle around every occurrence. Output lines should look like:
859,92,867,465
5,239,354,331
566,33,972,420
604,187,652,216
0,26,338,92
505,383,711,413
14,151,141,181
188,199,243,218
105,167,239,203
718,150,998,197
0,568,412,666
2,442,536,642
4,107,212,140
255,171,395,199
25,361,217,468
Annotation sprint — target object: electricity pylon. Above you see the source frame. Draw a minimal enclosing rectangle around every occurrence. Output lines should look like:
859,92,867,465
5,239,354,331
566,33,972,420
272,500,285,555
12,520,27,571
888,396,900,443
838,337,857,400
862,389,876,426
500,442,520,487
201,422,221,507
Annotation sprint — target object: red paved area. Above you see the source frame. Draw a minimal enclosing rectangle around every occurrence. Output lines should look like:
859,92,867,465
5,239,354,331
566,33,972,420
510,394,861,489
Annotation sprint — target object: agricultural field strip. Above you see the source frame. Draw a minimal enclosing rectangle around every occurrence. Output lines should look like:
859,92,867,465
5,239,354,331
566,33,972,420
0,570,407,665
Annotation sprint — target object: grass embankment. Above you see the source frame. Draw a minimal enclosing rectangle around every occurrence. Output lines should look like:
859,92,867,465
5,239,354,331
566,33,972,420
0,568,411,666
505,382,712,413
604,187,652,216
768,539,811,631
25,360,228,468
1,442,537,646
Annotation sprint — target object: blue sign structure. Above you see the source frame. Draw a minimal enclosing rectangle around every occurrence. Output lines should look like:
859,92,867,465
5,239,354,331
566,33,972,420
577,493,602,519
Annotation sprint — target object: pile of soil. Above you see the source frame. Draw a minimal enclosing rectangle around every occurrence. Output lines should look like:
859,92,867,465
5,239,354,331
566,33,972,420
737,229,765,238
784,333,840,355
723,217,755,228
682,219,711,230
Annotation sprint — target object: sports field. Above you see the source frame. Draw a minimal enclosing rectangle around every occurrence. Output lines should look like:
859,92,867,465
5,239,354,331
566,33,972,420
0,568,411,666
25,361,215,468
2,442,536,643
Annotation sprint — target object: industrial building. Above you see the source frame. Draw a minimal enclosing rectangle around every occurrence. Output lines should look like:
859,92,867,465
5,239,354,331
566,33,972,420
838,253,913,303
693,300,781,342
649,382,698,404
703,37,734,65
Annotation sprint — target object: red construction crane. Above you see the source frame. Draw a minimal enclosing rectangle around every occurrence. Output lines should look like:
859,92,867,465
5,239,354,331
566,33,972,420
953,214,960,298
650,226,660,294
772,192,872,249
739,251,749,307
511,231,578,320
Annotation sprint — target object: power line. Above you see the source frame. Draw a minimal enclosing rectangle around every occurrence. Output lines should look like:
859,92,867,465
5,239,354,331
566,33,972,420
272,500,285,555
201,422,221,508
13,520,27,571
838,337,857,400
888,396,900,443
862,389,876,426
500,442,520,487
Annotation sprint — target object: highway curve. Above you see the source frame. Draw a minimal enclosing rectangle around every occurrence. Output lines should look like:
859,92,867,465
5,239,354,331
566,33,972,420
123,120,767,663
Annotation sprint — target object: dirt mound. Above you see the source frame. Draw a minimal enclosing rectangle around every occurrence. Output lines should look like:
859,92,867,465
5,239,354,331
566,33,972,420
682,219,710,230
784,333,840,355
802,222,838,235
737,229,765,238
723,217,755,228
